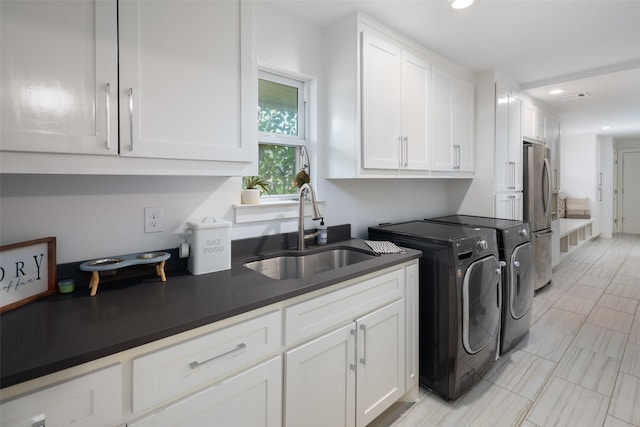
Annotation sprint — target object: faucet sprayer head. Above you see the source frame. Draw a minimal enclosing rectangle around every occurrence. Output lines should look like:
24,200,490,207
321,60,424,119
299,183,322,220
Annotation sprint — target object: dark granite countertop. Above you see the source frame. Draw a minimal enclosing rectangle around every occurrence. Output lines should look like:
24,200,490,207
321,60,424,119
0,228,420,389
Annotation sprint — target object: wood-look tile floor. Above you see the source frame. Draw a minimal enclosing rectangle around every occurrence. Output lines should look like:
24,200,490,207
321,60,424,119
377,234,640,427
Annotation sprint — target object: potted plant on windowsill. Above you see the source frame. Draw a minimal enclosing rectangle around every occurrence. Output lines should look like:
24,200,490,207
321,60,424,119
241,176,270,204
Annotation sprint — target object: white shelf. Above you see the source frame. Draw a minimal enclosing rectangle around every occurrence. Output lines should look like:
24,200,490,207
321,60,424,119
556,218,593,262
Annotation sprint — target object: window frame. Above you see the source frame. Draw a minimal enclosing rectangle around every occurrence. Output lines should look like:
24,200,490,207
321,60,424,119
258,69,308,199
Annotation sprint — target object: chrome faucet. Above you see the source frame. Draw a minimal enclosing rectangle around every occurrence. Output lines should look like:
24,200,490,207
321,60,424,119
298,183,322,251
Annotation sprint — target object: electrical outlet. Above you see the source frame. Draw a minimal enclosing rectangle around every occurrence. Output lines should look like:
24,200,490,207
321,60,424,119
144,206,164,233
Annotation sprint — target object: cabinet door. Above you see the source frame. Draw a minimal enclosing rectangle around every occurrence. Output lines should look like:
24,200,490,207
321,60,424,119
361,31,402,170
454,77,475,172
509,95,523,189
495,87,522,192
401,51,431,171
431,66,474,172
118,0,255,162
0,0,118,155
0,365,121,427
129,357,282,427
546,116,561,191
523,103,545,142
356,299,405,427
285,324,356,427
495,192,523,220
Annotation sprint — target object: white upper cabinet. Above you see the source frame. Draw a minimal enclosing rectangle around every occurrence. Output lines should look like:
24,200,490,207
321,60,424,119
361,31,431,172
430,66,474,173
546,115,561,192
401,51,431,171
495,85,522,192
361,31,403,170
0,0,118,156
522,102,545,143
326,13,473,179
118,0,254,162
0,0,256,175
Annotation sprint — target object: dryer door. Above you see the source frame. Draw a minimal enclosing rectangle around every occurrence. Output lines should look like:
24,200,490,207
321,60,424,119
462,255,501,354
510,242,534,319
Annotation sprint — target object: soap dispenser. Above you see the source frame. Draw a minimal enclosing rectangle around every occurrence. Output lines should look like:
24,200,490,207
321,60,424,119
317,219,328,245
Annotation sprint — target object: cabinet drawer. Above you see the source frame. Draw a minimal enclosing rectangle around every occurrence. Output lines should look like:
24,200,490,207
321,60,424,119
285,267,403,346
0,364,122,427
129,357,282,427
132,310,281,413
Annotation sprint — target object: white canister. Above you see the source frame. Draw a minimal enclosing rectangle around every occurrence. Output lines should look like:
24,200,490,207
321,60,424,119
186,218,231,275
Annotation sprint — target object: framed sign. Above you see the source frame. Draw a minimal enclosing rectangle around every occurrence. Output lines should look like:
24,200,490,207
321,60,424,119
0,237,56,314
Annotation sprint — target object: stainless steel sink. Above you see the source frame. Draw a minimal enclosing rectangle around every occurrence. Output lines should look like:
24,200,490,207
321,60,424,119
243,247,379,280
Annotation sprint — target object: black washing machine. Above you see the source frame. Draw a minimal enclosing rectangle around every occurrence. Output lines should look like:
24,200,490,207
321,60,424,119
429,215,534,354
368,220,501,401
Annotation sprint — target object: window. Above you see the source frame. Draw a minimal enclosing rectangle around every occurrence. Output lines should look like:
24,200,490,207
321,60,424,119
257,70,306,197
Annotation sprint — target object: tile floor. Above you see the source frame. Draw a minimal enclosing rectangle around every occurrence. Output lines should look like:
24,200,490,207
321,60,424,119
382,234,640,427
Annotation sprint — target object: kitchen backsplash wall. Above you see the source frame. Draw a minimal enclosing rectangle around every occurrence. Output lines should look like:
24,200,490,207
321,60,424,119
0,2,452,263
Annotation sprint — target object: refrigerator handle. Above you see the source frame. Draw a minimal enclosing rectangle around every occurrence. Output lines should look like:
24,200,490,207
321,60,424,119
543,157,552,218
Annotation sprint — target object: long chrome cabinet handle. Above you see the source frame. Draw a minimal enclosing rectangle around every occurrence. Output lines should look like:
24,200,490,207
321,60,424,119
453,145,461,170
128,88,134,151
359,323,366,365
350,328,357,371
398,136,403,168
188,343,247,369
105,83,111,150
403,136,409,167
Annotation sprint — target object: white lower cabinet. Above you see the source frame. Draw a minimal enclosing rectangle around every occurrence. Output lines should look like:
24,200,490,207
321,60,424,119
128,357,282,427
132,310,281,413
0,365,122,427
285,299,405,427
1,261,419,427
404,261,419,390
285,324,356,427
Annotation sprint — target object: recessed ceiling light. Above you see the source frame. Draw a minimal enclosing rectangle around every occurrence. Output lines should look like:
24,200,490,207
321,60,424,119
549,89,564,95
451,0,474,9
601,126,611,130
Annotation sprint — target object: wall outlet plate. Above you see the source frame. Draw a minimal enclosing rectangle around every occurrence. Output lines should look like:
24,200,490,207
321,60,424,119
144,206,164,233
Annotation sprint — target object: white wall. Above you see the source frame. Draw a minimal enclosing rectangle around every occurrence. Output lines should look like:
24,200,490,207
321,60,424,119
561,133,600,235
0,2,453,263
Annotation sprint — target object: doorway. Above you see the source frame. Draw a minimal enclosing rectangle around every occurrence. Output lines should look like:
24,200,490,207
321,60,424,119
619,150,640,234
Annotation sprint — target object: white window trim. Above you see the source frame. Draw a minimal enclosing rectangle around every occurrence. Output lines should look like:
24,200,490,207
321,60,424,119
258,69,310,201
258,70,307,147
234,67,320,222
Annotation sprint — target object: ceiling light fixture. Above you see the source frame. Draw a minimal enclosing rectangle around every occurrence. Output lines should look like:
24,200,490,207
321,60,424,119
601,126,611,130
450,0,474,9
549,89,564,95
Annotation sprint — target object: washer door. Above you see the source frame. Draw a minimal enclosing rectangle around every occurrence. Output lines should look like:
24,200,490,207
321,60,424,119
462,255,501,354
510,242,534,319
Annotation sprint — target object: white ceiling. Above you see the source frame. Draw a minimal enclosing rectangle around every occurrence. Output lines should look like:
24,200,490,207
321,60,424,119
263,0,640,138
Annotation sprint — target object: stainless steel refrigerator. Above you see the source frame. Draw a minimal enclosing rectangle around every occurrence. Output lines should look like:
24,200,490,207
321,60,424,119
523,142,553,290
